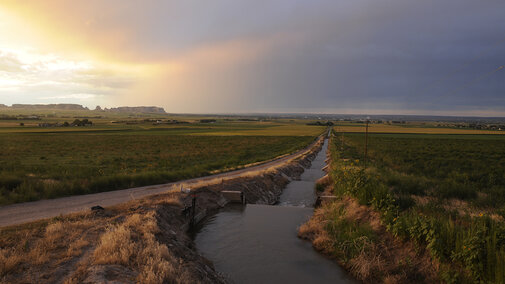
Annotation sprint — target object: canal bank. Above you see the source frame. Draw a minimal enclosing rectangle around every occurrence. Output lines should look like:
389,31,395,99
193,139,356,283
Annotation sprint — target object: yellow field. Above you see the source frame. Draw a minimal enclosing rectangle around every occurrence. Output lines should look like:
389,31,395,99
194,123,326,136
334,124,505,135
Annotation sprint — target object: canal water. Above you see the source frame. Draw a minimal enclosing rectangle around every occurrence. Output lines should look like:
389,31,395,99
194,140,355,283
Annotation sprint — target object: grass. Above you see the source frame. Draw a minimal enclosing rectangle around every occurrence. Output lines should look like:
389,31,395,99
0,144,318,283
299,195,438,283
0,120,323,283
325,130,505,283
92,212,192,283
0,110,326,204
0,216,98,279
0,190,209,283
342,132,505,208
312,203,376,262
0,131,319,205
0,109,327,205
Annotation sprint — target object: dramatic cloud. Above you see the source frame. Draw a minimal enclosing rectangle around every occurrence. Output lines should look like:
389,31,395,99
0,0,504,115
0,47,139,105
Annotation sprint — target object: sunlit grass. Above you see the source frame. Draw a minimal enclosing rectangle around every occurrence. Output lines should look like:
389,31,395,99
0,130,320,204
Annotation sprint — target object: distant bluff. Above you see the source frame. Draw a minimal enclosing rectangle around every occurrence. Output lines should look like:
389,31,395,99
2,104,166,114
104,106,166,114
10,104,89,110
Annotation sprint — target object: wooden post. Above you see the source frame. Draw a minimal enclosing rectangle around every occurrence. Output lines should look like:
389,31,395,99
341,131,344,152
190,193,197,226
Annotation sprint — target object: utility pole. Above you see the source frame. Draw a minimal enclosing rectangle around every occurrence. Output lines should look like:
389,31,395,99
364,118,369,169
341,131,344,152
190,192,197,226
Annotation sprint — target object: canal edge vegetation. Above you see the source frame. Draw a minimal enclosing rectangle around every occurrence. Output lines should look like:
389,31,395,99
299,133,439,283
299,129,505,283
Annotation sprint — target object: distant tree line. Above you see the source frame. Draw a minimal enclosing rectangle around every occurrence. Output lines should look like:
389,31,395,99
200,119,217,123
70,119,93,126
38,119,93,128
307,121,334,126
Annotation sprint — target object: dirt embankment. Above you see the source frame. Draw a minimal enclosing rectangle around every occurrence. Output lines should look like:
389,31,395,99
0,137,324,283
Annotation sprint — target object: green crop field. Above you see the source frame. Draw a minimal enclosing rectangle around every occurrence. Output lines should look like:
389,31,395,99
0,114,325,205
328,131,505,282
342,133,505,207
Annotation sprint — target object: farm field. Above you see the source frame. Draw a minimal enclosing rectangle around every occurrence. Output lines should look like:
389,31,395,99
313,130,505,282
333,123,505,135
342,133,505,208
0,116,325,137
0,119,324,205
0,123,323,136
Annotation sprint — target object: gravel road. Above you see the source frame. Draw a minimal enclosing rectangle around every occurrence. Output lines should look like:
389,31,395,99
0,136,323,227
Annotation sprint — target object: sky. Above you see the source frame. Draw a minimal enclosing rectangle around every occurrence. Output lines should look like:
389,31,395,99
0,0,504,116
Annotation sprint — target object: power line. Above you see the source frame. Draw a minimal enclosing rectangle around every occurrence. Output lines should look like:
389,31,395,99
444,65,504,98
412,37,505,98
430,64,504,105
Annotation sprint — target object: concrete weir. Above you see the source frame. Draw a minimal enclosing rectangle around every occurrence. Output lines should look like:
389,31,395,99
221,191,246,204
315,195,339,206
176,134,326,232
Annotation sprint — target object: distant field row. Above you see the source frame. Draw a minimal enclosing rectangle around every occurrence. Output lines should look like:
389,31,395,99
3,121,504,136
0,121,325,136
334,123,505,135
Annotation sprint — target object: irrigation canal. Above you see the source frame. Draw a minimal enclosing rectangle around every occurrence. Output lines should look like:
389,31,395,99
193,139,356,283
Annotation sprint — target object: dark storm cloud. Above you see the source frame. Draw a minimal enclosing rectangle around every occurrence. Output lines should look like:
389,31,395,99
126,0,503,114
3,0,505,114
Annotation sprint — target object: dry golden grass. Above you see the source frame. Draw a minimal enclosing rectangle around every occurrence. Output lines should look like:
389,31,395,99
316,174,330,187
0,248,23,277
92,211,193,283
298,211,325,242
0,214,107,283
35,220,95,264
0,192,190,283
300,197,439,283
62,257,93,284
93,224,135,265
66,238,90,258
343,196,383,232
349,244,385,281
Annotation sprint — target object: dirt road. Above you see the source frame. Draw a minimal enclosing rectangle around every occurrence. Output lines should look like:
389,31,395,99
0,135,324,227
